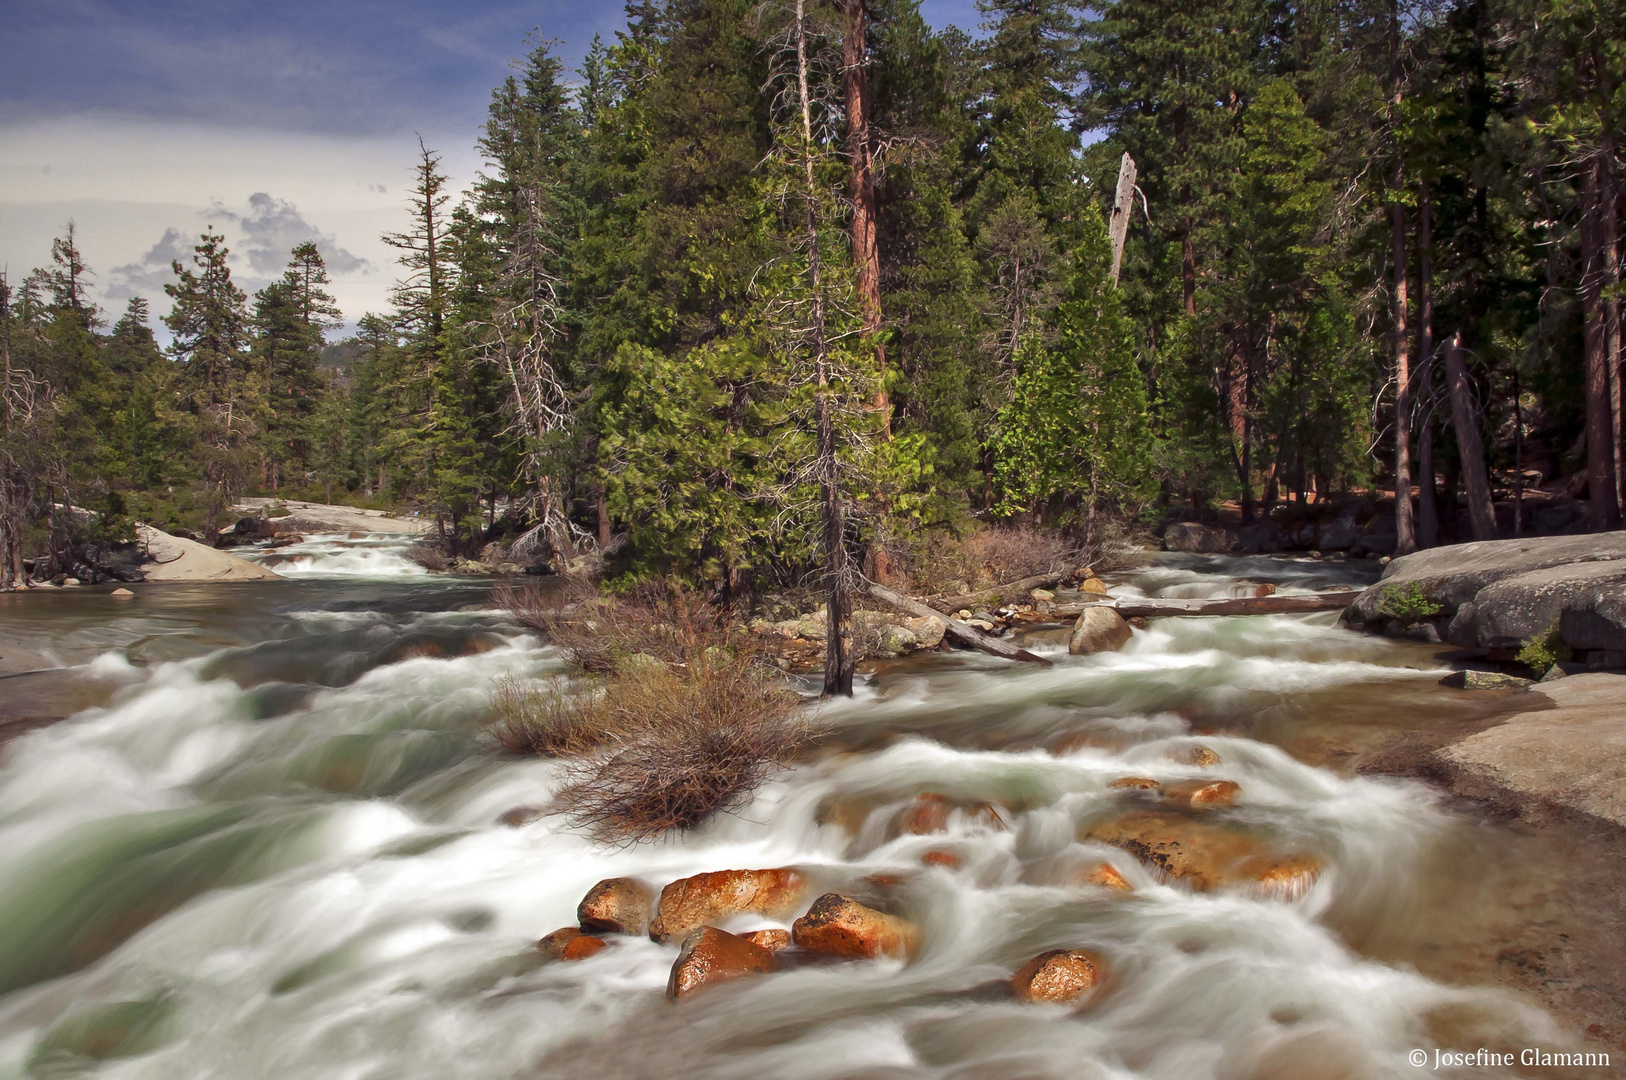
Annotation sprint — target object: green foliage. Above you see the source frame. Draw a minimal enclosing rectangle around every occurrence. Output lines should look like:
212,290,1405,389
1515,619,1571,677
1376,582,1444,626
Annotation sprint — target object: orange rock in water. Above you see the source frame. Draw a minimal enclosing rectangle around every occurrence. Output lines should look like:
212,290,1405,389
1162,779,1241,808
740,928,792,952
1079,578,1110,595
1084,810,1321,896
667,927,777,1000
793,893,918,960
578,877,655,936
897,793,953,835
1254,583,1278,597
1108,776,1162,791
648,868,808,944
921,849,962,869
538,927,607,961
1173,744,1223,767
1009,949,1104,1004
1083,862,1132,891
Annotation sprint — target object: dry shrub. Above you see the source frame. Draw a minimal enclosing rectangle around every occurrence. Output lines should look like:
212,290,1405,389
488,585,817,842
891,520,1150,595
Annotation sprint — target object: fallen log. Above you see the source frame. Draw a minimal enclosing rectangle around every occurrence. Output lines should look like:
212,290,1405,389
1050,592,1354,620
928,572,1066,615
867,584,1053,666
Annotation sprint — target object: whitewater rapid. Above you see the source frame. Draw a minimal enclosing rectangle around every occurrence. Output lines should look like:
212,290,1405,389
0,557,1581,1079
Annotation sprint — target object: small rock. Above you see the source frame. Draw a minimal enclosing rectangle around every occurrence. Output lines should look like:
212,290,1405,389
956,609,972,620
792,893,917,960
905,615,946,648
63,577,81,587
1162,779,1241,809
1079,578,1109,595
667,927,777,1000
1009,949,1104,1004
1108,776,1161,791
1170,745,1222,768
648,868,808,944
1438,670,1533,691
1085,810,1320,897
497,806,544,827
1083,863,1132,891
740,928,792,952
578,877,655,936
1128,616,1150,630
110,587,134,597
921,849,962,869
538,927,607,961
1254,583,1277,598
898,793,952,834
1030,589,1056,602
1069,607,1132,655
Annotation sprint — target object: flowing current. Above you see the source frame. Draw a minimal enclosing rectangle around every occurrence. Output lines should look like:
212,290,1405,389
0,538,1586,1079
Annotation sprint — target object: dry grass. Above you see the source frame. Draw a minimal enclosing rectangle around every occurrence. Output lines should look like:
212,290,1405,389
890,520,1150,595
489,585,816,841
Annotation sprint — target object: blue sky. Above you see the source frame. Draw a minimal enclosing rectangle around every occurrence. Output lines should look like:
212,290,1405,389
0,0,984,329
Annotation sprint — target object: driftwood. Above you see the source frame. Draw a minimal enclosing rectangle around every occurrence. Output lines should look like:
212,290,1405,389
1050,592,1354,620
929,572,1066,615
867,584,1053,666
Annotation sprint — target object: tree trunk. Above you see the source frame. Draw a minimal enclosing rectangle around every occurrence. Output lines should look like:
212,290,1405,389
842,0,888,435
1582,150,1621,530
1416,175,1438,547
794,0,853,697
1444,331,1497,540
868,584,1052,665
1109,153,1138,282
1388,0,1416,555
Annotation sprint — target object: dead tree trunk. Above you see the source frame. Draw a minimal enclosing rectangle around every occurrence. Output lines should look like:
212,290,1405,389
1109,153,1138,283
794,0,854,697
1444,331,1498,541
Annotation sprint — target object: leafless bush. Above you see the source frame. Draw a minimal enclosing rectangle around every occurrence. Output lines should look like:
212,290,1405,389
488,586,818,841
889,520,1149,595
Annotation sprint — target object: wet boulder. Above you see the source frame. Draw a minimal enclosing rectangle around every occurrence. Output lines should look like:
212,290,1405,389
1078,577,1110,595
497,806,544,827
1009,949,1104,1004
1084,810,1321,898
1168,744,1222,767
895,793,1006,836
1107,776,1161,791
648,868,808,944
578,877,655,936
1161,779,1241,809
538,927,607,961
921,849,962,869
666,927,777,1000
1069,608,1132,655
792,893,918,960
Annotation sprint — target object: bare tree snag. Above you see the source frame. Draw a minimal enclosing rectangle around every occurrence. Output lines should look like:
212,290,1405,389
1443,331,1498,541
1109,152,1137,283
1049,593,1353,619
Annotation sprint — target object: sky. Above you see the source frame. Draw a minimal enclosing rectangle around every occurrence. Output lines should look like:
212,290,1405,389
0,0,983,337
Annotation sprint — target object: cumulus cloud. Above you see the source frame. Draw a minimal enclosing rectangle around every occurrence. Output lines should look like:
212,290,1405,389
207,192,372,277
104,225,192,301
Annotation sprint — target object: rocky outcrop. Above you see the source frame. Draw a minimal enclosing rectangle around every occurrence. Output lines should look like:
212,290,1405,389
135,525,280,583
1164,522,1235,553
792,893,917,960
1069,608,1132,655
578,877,654,936
648,868,808,944
666,927,777,1000
1348,533,1626,658
1009,949,1104,1004
1084,810,1321,898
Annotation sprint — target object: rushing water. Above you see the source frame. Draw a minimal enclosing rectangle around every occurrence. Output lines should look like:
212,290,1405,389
0,539,1598,1079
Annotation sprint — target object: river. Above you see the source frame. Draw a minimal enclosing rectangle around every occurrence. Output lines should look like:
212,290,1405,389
0,536,1604,1079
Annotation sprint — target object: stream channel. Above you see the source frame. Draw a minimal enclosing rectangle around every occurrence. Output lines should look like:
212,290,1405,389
0,536,1609,1079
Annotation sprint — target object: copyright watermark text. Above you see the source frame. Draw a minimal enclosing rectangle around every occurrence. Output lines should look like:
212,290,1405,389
1409,1048,1610,1069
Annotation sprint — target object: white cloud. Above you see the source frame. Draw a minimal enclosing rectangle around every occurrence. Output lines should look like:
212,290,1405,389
0,116,477,331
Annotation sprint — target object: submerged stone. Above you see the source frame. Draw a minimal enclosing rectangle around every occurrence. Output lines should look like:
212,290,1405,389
1009,949,1104,1004
667,927,777,1000
792,893,917,960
